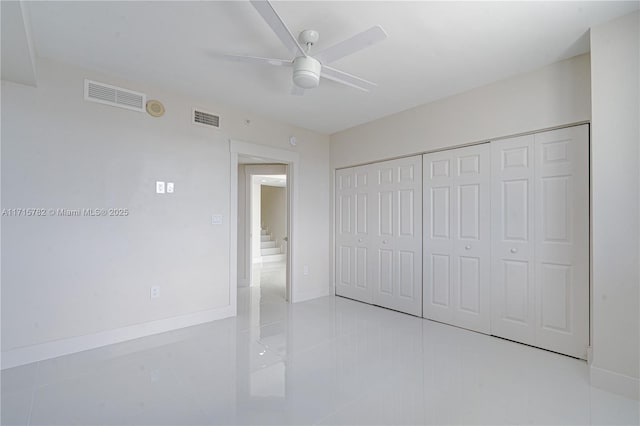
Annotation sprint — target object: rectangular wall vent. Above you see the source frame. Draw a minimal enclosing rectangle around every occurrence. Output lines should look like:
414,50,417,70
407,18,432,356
84,79,146,112
192,108,220,129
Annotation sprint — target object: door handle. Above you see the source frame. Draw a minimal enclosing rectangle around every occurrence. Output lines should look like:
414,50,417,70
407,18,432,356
465,245,471,250
358,238,363,243
510,248,518,254
283,237,288,242
382,240,387,244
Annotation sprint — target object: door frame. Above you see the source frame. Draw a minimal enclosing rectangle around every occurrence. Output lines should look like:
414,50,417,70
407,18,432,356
230,139,299,308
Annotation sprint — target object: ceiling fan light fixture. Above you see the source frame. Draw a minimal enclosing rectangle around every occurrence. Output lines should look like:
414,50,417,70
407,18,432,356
213,1,387,95
293,56,321,89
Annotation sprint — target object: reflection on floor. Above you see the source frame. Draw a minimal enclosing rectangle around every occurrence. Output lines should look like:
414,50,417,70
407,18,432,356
2,262,639,425
249,261,286,303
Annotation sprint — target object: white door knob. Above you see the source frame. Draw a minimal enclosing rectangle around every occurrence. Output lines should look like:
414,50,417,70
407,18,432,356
358,238,363,243
510,248,518,254
465,245,471,250
382,240,387,244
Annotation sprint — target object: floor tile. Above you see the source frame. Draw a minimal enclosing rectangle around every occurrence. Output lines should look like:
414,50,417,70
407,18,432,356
2,263,639,425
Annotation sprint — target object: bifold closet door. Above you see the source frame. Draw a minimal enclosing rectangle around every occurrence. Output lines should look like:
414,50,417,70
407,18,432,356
423,144,491,333
534,126,589,358
370,156,423,316
490,135,536,343
491,125,589,359
335,165,373,303
335,156,423,316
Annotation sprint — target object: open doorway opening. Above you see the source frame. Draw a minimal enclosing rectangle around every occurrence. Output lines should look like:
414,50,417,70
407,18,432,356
230,140,299,314
249,172,288,301
237,163,289,301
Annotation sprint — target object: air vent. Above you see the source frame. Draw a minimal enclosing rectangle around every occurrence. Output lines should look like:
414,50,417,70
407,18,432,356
84,79,146,112
192,108,220,129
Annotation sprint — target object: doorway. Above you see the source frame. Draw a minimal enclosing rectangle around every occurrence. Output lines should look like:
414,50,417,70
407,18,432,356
229,140,299,313
247,169,288,301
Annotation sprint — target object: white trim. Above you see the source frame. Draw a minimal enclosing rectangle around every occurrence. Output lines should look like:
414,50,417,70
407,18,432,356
296,289,331,303
590,365,640,400
1,305,234,370
230,140,299,304
230,149,240,308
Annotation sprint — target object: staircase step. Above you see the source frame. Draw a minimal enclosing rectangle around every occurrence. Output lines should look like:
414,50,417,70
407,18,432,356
261,241,276,249
260,235,271,242
262,253,286,263
261,247,281,256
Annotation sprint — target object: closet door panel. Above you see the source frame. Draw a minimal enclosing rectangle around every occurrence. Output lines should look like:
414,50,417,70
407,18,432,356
372,156,423,316
453,146,491,332
491,135,536,345
423,152,454,322
424,144,491,333
534,125,589,359
335,166,373,303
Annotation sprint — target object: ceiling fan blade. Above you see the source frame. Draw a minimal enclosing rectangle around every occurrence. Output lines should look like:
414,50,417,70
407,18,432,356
320,66,377,92
291,85,305,96
250,0,306,57
315,25,387,65
209,52,292,67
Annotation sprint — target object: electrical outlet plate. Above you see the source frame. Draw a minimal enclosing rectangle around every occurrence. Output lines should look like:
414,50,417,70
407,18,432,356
156,181,165,194
212,214,223,225
167,182,174,193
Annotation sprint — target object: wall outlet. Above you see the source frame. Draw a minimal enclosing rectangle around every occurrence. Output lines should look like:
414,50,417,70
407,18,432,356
303,265,309,276
150,286,160,299
212,214,223,225
166,182,174,193
156,181,165,194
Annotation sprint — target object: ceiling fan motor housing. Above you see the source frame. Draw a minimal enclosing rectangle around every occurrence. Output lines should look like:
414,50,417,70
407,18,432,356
293,56,321,89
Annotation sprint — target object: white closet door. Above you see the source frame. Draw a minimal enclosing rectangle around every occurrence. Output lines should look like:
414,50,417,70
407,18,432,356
491,125,589,359
335,166,373,303
534,125,589,358
371,156,423,316
423,144,491,333
491,135,536,345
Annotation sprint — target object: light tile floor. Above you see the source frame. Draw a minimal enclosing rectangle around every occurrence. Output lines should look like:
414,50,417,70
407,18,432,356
2,263,639,425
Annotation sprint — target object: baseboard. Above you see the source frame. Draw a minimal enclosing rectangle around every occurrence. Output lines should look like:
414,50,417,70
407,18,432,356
590,365,640,400
294,288,331,303
1,305,235,370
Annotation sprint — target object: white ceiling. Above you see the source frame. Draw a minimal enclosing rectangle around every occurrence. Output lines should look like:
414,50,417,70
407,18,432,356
23,1,639,134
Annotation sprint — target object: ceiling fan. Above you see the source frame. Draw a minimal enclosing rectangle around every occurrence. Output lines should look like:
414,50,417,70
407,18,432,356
211,0,388,95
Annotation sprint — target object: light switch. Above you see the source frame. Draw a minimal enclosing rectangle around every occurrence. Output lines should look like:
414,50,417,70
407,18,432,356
150,286,160,299
212,214,223,225
156,181,165,194
167,182,174,193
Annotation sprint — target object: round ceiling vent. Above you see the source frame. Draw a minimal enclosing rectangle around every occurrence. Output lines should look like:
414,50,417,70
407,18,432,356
146,100,165,117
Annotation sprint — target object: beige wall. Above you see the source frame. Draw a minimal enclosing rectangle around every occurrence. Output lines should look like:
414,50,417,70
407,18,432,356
331,54,591,168
261,185,287,253
1,58,331,365
590,11,640,399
